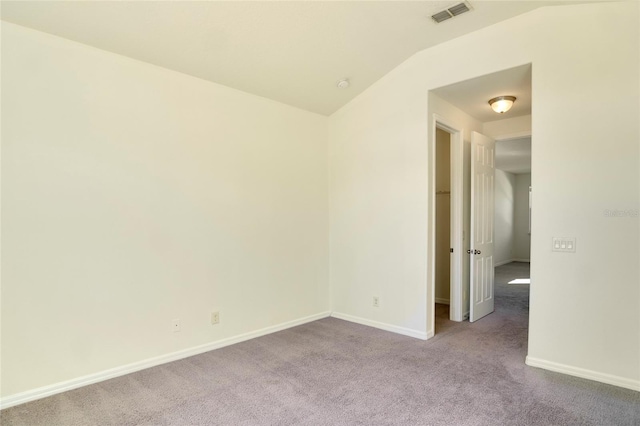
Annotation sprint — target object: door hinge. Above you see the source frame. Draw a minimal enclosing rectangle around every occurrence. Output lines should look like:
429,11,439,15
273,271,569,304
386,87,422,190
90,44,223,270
450,248,454,253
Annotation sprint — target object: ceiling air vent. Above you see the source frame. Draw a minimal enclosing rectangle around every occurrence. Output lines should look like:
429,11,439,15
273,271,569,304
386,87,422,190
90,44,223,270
431,2,472,23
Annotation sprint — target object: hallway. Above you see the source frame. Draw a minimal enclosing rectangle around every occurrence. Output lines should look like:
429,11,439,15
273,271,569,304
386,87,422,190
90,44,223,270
435,261,531,334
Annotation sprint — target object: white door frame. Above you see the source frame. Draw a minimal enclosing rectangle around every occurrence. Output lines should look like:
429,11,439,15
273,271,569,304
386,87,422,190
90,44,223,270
428,114,465,338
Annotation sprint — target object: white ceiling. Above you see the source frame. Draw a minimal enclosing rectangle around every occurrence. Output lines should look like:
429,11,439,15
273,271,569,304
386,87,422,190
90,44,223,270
431,64,532,123
0,1,603,116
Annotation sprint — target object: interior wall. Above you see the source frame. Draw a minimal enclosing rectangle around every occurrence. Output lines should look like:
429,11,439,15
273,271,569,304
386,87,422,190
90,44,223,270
329,1,639,388
494,169,516,266
435,129,451,304
1,23,330,398
483,115,531,139
487,115,530,267
514,174,531,261
328,74,481,336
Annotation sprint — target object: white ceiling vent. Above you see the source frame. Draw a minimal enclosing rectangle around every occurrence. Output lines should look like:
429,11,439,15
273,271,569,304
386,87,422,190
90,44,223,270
431,2,472,23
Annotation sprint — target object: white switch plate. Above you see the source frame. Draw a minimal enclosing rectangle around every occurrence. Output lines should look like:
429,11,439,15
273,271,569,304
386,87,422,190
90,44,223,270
552,237,576,253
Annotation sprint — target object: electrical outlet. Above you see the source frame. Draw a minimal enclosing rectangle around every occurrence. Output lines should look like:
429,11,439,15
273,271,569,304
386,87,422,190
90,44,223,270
373,296,380,308
211,311,220,325
172,319,181,332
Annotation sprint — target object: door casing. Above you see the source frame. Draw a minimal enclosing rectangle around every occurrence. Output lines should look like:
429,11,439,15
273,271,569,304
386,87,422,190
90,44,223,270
428,114,465,338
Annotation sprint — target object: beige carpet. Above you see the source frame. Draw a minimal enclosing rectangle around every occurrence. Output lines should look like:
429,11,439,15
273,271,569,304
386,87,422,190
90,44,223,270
2,262,639,425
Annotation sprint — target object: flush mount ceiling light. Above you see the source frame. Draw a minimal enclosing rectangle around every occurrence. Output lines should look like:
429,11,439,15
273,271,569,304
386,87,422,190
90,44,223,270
489,96,516,114
336,79,350,89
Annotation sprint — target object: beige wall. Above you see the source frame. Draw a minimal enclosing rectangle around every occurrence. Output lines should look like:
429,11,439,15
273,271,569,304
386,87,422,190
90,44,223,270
514,174,531,261
488,116,530,266
329,1,639,388
494,169,516,265
2,22,330,397
494,171,530,265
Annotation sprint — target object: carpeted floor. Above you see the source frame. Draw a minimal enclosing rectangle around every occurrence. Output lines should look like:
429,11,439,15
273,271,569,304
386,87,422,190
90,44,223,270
2,262,639,425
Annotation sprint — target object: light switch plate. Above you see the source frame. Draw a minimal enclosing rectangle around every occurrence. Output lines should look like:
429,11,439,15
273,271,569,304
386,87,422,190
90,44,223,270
552,237,576,253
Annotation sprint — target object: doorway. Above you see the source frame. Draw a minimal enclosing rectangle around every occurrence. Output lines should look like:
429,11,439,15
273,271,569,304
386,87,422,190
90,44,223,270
432,128,531,333
494,135,532,297
428,64,532,337
434,128,451,328
430,116,465,336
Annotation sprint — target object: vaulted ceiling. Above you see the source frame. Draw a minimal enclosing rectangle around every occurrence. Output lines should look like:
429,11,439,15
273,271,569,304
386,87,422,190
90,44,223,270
1,1,610,115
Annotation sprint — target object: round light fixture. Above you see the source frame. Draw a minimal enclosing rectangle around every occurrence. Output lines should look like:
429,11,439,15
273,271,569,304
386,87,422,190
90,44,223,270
336,79,350,89
488,96,516,114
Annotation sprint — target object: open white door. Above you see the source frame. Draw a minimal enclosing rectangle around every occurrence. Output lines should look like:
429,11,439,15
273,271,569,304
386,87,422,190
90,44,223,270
469,131,495,322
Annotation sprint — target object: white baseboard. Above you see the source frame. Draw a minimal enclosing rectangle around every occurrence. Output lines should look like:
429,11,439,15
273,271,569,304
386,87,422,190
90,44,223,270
0,311,332,410
495,258,531,267
525,356,640,392
435,298,450,305
331,311,429,341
